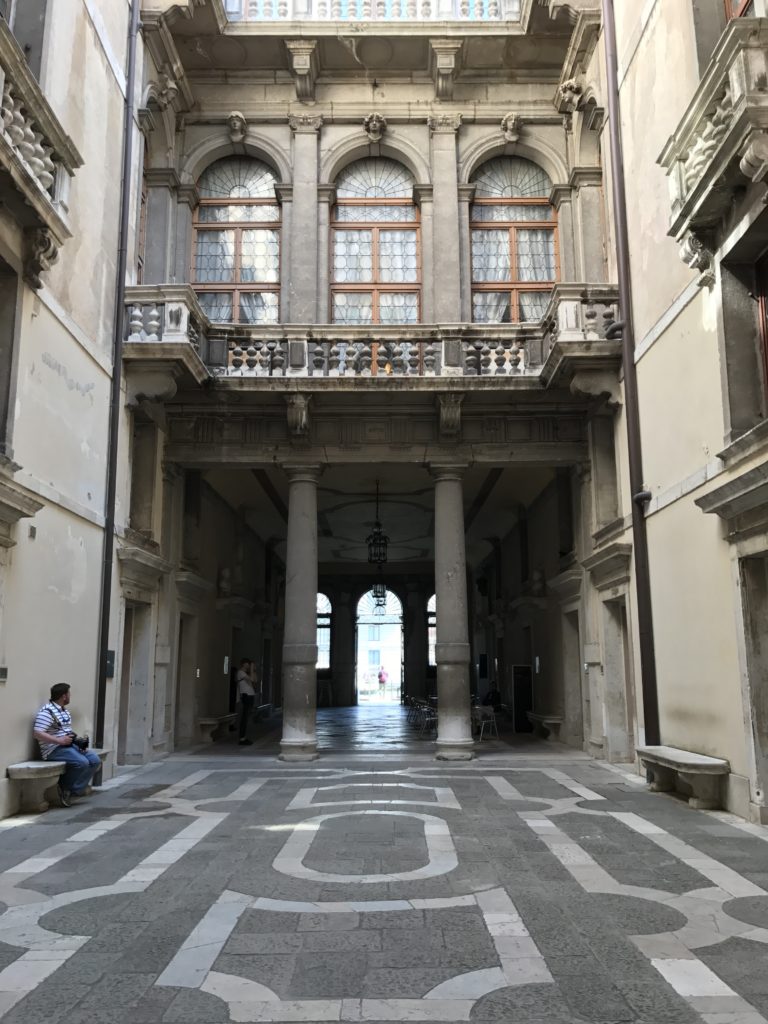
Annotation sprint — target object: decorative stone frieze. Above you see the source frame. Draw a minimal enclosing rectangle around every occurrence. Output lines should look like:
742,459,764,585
286,41,319,102
363,112,387,142
288,113,323,133
427,113,462,134
659,20,768,245
500,113,521,143
429,40,463,101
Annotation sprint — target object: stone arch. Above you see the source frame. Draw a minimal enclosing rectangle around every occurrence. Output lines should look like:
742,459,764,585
459,136,568,189
321,133,430,187
179,130,291,188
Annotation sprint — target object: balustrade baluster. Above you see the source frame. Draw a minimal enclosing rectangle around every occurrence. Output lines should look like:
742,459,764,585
406,0,417,15
360,339,373,376
255,340,269,374
331,0,342,17
473,0,483,18
459,0,469,16
317,0,328,15
128,306,144,342
494,342,507,374
464,340,480,375
424,342,436,375
376,0,386,16
312,341,326,376
480,342,492,375
345,343,360,376
407,343,419,376
391,0,402,16
377,342,390,375
329,340,341,375
392,342,406,375
488,0,499,14
420,0,431,16
244,343,258,371
509,341,521,371
278,0,289,15
272,339,285,375
230,341,244,371
146,306,161,341
39,145,55,191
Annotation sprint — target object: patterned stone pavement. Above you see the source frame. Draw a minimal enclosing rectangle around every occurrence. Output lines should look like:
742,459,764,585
2,716,768,1022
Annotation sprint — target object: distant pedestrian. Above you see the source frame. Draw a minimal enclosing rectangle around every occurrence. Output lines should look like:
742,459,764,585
236,658,255,746
378,666,388,687
33,684,100,807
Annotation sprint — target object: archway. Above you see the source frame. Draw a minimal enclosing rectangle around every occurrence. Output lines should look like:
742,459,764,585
355,589,403,704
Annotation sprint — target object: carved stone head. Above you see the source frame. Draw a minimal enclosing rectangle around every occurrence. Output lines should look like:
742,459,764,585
363,112,387,143
501,112,521,143
228,111,247,144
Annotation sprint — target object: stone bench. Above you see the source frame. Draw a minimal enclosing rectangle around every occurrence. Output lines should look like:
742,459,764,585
7,761,65,813
637,745,730,810
197,714,237,743
527,712,563,741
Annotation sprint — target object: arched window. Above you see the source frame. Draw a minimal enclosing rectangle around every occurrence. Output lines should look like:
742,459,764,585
427,593,436,667
331,158,420,325
316,593,332,669
470,157,557,324
193,157,280,324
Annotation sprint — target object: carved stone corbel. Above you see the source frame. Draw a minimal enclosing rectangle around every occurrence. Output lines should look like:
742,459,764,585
363,112,387,143
227,110,248,144
429,40,463,102
286,394,311,437
23,228,58,291
285,40,319,102
570,370,621,408
437,393,463,438
679,232,714,288
559,77,584,114
740,132,768,184
288,113,323,134
501,113,522,143
126,367,181,407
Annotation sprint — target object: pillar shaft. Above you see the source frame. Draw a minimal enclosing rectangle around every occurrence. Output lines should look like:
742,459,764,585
280,465,320,760
432,465,474,760
288,116,322,322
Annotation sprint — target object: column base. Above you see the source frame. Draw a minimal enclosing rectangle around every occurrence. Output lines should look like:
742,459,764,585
279,741,319,762
435,740,475,761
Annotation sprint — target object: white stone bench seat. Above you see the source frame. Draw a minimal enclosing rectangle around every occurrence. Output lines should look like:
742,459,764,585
197,714,237,743
7,761,65,813
637,745,730,810
527,712,563,741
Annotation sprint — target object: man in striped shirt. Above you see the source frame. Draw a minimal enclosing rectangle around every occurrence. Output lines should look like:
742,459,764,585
33,684,100,806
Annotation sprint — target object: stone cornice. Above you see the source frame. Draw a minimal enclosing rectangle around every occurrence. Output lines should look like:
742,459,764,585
0,474,44,549
582,542,632,591
144,167,182,190
568,166,602,189
117,544,173,594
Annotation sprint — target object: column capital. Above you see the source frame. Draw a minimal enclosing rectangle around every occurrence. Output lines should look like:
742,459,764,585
427,113,462,135
289,113,323,134
275,184,293,204
458,184,476,204
429,461,469,482
318,184,337,205
413,184,433,206
282,462,323,484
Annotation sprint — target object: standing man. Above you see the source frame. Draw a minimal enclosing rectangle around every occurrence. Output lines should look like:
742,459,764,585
236,658,255,747
33,684,100,806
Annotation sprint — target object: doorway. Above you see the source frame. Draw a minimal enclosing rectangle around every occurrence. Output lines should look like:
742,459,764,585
355,589,403,704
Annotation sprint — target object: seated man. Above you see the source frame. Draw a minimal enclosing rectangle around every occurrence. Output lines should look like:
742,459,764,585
33,683,100,806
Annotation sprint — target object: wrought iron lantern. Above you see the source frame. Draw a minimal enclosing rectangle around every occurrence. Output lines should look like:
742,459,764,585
372,567,387,612
366,480,389,565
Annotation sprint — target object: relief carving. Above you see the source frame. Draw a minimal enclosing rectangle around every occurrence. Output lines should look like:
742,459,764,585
363,112,387,143
227,111,248,144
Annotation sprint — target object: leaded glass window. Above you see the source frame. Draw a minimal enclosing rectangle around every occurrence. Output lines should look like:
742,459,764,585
470,157,558,324
332,158,420,325
193,157,281,324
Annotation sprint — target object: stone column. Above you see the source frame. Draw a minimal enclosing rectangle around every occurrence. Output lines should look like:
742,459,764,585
571,168,607,282
173,185,198,284
428,115,462,322
275,185,293,325
288,115,322,322
431,464,474,760
458,184,475,322
317,185,336,323
142,169,178,283
330,589,356,706
550,184,576,282
280,464,321,761
414,185,434,323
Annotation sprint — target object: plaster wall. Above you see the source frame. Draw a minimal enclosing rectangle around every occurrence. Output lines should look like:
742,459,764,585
646,493,748,777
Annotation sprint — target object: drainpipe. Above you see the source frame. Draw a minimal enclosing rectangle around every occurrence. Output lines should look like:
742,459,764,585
601,0,661,746
94,0,141,748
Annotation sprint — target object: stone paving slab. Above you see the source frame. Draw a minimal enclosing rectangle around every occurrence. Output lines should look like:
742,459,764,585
0,750,767,1021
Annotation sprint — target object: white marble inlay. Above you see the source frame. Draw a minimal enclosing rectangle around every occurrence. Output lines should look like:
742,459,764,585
272,811,458,883
652,958,738,998
286,784,460,811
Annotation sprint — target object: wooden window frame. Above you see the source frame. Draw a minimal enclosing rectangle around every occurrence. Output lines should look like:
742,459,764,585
725,0,754,18
330,197,421,325
192,196,281,325
470,196,559,323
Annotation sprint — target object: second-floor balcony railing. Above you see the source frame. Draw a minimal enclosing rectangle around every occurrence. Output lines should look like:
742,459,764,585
224,0,519,19
123,283,620,385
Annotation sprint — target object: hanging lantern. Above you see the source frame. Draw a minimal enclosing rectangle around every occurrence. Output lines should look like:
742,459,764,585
373,566,387,611
366,480,389,564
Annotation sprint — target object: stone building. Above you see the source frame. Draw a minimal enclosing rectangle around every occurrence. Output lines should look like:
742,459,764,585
2,0,768,820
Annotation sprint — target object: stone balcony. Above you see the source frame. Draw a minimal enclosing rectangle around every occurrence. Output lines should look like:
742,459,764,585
123,282,620,400
0,20,82,288
659,19,768,249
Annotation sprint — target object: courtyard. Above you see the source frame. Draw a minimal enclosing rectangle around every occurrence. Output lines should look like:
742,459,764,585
0,710,767,1024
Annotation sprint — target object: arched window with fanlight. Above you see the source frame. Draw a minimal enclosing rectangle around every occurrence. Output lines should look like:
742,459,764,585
193,157,281,324
470,157,558,324
331,158,420,325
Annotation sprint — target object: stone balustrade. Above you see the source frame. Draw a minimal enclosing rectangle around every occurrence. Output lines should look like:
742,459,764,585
659,19,768,248
225,0,518,18
0,21,82,288
124,283,620,389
